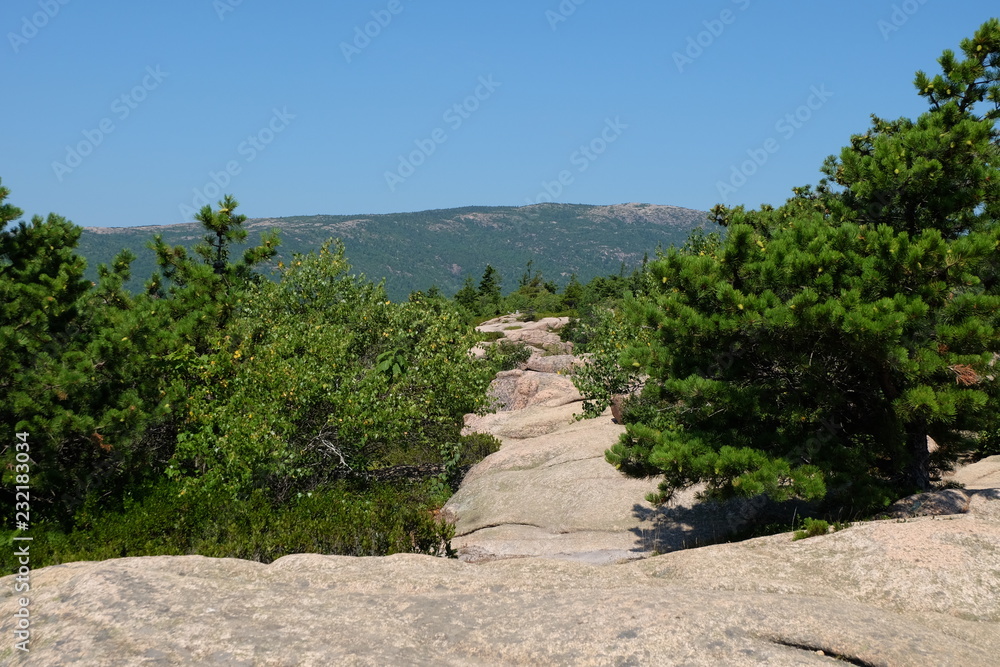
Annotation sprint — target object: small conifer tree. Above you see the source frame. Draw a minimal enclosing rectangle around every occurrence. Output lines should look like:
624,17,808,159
607,20,1000,512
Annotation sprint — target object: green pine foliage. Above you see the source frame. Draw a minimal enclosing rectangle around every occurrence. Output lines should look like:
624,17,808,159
453,262,570,322
604,21,1000,514
453,276,479,312
454,255,654,328
0,182,161,526
475,264,504,316
145,196,279,351
561,273,585,311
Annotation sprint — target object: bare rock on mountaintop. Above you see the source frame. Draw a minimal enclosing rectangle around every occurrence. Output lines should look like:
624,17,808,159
467,317,576,360
447,404,775,564
506,327,572,353
947,454,1000,490
887,456,1000,518
3,499,999,666
450,315,777,564
467,342,489,359
484,368,583,412
462,402,586,441
523,353,582,374
887,488,976,518
476,315,569,335
644,496,1000,624
478,315,573,354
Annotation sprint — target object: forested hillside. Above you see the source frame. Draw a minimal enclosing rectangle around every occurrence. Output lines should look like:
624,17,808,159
77,203,707,300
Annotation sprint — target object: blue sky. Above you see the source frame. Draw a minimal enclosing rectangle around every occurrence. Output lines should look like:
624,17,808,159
1,1,996,228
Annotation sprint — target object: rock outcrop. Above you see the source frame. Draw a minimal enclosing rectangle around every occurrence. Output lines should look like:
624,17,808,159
3,484,998,665
446,316,785,565
887,457,1000,518
474,315,574,355
948,453,1000,490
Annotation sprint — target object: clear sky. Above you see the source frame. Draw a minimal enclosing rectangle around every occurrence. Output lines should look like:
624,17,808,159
1,1,996,228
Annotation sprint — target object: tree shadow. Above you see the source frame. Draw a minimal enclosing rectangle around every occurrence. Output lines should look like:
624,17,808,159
627,494,805,555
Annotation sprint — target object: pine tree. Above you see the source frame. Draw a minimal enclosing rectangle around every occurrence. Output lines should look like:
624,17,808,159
562,273,584,311
146,195,279,350
477,264,503,315
478,264,502,300
519,260,536,288
606,21,1000,513
453,276,479,312
0,182,156,524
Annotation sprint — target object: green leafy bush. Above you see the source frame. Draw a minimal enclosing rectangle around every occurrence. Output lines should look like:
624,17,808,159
165,240,498,502
0,193,507,570
571,304,650,419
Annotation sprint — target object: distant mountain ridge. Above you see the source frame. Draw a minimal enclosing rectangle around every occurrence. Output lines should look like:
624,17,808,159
78,202,709,300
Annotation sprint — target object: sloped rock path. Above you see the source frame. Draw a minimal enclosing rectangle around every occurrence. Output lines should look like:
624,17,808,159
444,316,781,565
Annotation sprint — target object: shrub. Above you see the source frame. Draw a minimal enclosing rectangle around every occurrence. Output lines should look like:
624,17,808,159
977,429,1000,459
0,476,456,572
459,432,503,467
165,241,498,503
484,339,532,371
791,517,851,541
571,304,649,419
792,518,831,541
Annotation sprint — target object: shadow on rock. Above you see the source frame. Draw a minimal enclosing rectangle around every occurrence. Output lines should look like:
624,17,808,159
628,494,808,554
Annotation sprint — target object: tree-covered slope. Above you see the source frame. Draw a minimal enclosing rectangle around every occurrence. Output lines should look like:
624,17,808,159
78,203,707,300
